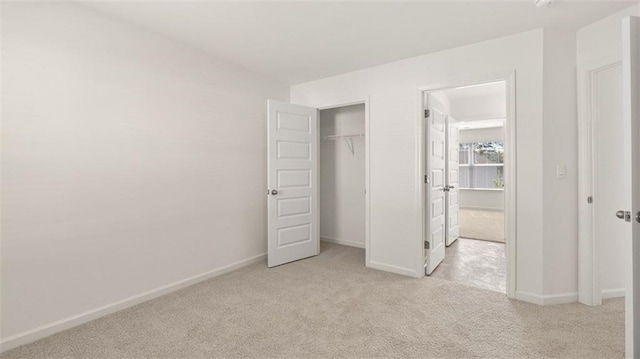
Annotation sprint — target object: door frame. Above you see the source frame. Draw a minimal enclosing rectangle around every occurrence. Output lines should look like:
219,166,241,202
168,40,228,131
317,98,371,267
577,53,623,306
416,72,517,299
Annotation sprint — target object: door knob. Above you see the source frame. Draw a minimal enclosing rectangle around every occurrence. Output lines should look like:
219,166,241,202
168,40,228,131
617,210,631,222
636,211,640,223
271,189,278,195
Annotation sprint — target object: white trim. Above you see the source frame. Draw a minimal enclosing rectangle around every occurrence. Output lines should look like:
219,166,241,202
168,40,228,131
459,188,504,192
0,253,266,353
320,236,365,249
577,53,622,306
457,115,507,123
602,288,626,299
416,89,426,279
369,261,420,278
542,293,579,305
515,291,544,305
417,71,517,300
316,97,371,269
504,72,517,300
515,291,579,305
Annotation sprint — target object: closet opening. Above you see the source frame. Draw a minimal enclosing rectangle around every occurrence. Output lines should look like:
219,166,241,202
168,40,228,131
318,104,368,257
420,79,515,296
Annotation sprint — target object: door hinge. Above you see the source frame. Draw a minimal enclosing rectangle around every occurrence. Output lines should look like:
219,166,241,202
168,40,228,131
587,196,593,204
424,241,429,249
424,175,430,184
424,109,430,118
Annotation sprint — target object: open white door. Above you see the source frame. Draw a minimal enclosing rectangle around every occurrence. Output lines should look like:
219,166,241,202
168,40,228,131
267,100,319,267
623,16,640,358
446,117,460,246
424,95,447,275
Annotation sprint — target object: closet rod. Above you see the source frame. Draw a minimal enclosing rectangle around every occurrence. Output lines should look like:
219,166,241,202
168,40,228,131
321,133,364,155
320,133,365,141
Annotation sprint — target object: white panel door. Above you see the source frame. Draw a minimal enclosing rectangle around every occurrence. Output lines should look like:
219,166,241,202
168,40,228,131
267,100,319,267
623,16,640,358
446,117,460,246
425,95,447,275
593,64,626,304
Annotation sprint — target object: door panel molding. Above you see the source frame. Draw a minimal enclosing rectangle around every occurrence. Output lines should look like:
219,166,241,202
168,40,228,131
424,96,447,275
267,100,319,267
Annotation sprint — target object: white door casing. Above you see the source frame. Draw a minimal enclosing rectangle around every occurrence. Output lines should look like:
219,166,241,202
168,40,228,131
623,16,640,359
446,117,460,246
424,95,447,275
267,100,319,267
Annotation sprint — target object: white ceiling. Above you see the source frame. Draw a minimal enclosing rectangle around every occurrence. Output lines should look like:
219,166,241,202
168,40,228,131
79,1,636,85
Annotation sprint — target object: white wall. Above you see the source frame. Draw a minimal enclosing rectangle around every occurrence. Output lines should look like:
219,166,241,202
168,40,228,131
450,93,506,121
291,30,544,298
576,4,640,300
319,105,366,248
459,190,504,211
1,2,288,346
459,127,504,144
541,27,580,301
577,4,640,68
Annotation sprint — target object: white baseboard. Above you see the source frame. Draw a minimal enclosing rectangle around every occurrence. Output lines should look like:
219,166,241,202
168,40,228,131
320,236,365,249
368,261,420,278
602,288,625,299
515,291,578,305
515,291,544,305
541,292,579,305
445,236,459,246
0,252,267,353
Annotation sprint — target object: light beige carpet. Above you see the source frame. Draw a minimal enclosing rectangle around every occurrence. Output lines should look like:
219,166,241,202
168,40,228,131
1,243,623,359
459,208,505,243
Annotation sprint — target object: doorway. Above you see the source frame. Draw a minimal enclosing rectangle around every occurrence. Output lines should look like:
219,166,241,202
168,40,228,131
319,104,367,250
420,78,515,296
578,61,628,305
266,99,370,268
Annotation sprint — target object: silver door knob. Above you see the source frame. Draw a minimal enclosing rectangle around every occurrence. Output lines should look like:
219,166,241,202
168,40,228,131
271,189,278,195
636,211,640,223
616,210,625,219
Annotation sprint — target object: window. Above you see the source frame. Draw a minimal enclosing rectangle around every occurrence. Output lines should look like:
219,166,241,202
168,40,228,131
459,142,504,189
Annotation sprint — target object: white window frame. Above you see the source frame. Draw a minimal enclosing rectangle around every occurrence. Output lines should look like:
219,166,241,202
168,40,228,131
459,142,504,190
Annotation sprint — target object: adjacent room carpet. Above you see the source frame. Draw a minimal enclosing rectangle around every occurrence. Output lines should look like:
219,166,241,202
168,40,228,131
1,243,623,359
459,208,505,243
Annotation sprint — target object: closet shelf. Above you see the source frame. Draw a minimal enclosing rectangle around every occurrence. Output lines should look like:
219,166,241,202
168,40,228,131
321,133,365,155
320,133,365,141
